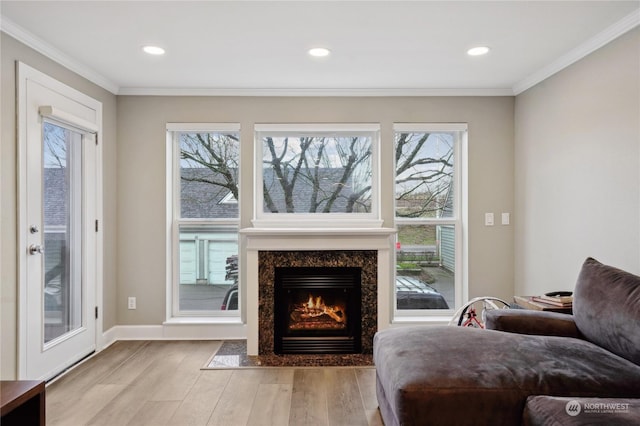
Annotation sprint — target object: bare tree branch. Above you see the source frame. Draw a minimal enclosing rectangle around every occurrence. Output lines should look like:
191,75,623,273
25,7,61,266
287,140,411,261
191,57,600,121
179,130,452,219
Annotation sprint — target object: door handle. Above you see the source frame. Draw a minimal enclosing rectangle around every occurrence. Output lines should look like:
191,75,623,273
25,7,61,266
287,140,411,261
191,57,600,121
29,244,45,255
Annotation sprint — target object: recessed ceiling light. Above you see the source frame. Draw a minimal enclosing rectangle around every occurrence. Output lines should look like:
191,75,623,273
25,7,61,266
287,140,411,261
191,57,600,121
467,46,490,56
308,47,331,57
143,45,165,56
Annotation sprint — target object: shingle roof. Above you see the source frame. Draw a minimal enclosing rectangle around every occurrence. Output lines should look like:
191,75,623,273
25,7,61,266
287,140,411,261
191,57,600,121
181,167,366,218
44,168,67,227
262,167,366,214
180,168,238,218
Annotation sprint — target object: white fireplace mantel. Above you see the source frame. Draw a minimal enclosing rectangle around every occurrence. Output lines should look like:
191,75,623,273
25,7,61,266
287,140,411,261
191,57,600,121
242,227,396,251
241,227,397,355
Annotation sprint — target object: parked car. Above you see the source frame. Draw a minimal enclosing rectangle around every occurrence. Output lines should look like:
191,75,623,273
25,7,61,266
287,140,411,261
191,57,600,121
221,276,449,310
396,276,449,309
221,254,239,310
220,284,238,310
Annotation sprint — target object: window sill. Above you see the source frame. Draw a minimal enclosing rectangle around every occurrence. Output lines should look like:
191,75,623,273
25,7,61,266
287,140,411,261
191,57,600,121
164,317,243,325
392,314,453,326
242,225,394,236
250,218,384,229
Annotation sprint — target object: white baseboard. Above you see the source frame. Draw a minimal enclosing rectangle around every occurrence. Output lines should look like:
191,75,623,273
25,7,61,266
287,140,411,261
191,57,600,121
99,325,119,350
101,322,247,344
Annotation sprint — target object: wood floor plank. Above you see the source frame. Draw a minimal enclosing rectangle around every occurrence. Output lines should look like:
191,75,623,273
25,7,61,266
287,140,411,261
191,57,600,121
168,370,233,426
324,369,369,426
207,369,264,426
354,368,384,426
150,341,221,401
363,409,385,426
47,340,147,404
47,383,125,426
354,368,378,410
87,342,191,425
289,369,329,426
99,341,180,386
127,400,181,426
247,384,293,426
260,368,295,384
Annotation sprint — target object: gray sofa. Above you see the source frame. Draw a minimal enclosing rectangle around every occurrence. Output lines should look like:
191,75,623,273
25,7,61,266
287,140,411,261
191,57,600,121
373,258,640,425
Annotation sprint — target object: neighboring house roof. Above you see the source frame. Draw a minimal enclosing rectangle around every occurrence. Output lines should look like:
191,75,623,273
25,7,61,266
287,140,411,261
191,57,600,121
262,167,365,214
181,167,365,218
44,168,67,227
180,168,239,219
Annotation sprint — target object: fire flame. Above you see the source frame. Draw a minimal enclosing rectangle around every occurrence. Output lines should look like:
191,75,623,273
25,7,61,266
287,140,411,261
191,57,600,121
307,295,324,309
292,294,345,324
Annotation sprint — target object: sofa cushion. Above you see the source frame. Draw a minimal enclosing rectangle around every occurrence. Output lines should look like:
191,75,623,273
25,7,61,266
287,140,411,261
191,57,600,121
573,257,640,365
374,326,640,426
485,309,582,339
523,396,640,426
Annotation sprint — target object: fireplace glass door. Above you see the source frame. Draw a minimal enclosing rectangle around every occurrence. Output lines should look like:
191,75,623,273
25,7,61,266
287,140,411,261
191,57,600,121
274,267,361,354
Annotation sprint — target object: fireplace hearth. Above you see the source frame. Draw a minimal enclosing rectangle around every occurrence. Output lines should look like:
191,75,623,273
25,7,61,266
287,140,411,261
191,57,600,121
274,267,361,354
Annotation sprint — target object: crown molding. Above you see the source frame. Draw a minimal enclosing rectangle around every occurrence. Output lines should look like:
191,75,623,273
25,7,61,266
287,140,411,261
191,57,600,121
0,15,120,94
2,15,509,97
117,87,515,97
4,7,637,99
513,9,640,95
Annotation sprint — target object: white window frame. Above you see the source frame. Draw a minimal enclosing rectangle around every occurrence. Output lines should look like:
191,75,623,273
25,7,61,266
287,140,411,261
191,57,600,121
253,123,382,228
392,123,468,320
166,123,241,320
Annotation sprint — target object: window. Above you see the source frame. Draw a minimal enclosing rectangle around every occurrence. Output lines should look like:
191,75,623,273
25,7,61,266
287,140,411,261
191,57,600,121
43,121,83,342
254,124,380,226
394,124,466,315
168,124,240,317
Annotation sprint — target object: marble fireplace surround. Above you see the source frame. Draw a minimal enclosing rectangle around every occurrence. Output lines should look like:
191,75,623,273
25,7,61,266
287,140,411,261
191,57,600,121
242,228,396,356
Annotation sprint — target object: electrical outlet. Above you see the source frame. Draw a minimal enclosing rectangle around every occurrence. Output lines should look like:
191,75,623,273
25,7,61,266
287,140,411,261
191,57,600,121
128,297,136,310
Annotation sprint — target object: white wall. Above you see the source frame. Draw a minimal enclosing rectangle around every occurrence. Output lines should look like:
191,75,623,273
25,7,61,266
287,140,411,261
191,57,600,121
514,28,640,295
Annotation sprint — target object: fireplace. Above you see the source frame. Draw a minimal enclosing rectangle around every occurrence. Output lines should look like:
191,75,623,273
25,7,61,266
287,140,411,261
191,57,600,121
256,249,380,356
243,227,395,358
274,267,361,354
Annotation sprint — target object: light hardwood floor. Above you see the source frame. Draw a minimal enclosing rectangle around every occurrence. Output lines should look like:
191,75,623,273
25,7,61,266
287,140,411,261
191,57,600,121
46,340,384,426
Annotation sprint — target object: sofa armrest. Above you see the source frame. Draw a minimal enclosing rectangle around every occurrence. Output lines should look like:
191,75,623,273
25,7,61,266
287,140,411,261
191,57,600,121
485,309,583,338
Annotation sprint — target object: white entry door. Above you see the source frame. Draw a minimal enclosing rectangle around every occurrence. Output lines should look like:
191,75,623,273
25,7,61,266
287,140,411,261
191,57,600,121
18,63,102,380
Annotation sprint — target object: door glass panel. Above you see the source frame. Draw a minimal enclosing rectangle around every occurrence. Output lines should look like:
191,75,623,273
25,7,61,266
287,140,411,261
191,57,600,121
43,122,83,343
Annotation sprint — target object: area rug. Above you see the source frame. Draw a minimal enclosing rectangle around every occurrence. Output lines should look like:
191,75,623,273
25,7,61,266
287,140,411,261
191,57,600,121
202,340,374,369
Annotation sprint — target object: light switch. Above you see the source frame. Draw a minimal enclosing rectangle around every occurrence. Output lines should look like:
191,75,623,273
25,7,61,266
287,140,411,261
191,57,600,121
501,212,510,225
485,213,494,226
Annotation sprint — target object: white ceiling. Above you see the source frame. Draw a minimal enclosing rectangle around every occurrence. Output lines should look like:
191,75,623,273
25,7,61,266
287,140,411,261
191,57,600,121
1,1,639,96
